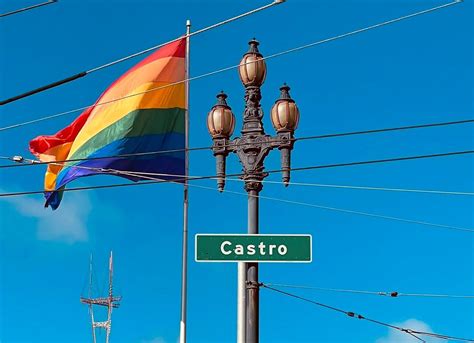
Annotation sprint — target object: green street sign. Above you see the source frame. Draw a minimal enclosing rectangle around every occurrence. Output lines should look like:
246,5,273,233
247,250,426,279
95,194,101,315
195,234,312,263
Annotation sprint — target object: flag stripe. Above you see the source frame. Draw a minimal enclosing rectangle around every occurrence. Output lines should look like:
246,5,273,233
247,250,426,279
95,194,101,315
57,147,184,190
91,57,186,107
113,38,186,83
45,155,185,208
65,130,185,171
68,104,184,159
58,155,185,188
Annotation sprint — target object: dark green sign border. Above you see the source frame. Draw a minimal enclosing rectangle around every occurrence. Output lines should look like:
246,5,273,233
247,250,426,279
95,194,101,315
195,234,312,263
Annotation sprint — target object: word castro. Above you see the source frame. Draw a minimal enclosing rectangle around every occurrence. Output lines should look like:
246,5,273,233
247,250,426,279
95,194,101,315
220,241,288,256
195,234,312,263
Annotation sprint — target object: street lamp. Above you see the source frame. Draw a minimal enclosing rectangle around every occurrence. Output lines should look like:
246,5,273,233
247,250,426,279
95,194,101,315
206,39,299,343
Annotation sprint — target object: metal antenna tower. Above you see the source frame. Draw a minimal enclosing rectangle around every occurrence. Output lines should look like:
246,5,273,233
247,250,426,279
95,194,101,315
80,252,122,343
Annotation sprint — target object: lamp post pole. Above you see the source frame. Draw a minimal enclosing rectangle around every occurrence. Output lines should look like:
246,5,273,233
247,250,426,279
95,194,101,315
207,39,300,343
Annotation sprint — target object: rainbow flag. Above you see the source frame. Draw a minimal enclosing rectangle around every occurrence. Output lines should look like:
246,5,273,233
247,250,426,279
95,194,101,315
30,38,187,209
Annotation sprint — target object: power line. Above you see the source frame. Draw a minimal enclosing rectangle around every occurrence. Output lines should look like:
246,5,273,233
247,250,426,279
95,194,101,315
4,155,474,197
297,119,474,142
280,150,474,174
2,159,473,233
76,167,474,233
209,184,474,233
0,1,282,106
1,119,473,167
263,283,474,299
261,283,474,343
0,149,472,196
224,178,474,196
0,0,463,128
0,0,57,18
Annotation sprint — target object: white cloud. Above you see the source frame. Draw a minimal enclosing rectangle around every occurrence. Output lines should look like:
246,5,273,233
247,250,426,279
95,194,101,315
0,190,90,243
376,318,443,343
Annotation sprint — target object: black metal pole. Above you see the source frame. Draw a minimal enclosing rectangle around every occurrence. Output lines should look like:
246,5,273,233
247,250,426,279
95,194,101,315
247,188,259,342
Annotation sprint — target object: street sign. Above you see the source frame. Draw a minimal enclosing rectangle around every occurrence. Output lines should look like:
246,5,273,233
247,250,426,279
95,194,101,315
195,234,312,263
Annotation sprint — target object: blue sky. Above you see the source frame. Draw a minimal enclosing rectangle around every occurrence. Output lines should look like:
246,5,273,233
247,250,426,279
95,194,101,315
0,0,473,342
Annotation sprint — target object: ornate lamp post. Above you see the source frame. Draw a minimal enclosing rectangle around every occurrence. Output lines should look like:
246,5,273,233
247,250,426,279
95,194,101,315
207,39,299,343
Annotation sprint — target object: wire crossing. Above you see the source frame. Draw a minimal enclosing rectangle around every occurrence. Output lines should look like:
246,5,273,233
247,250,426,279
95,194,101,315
75,167,474,234
0,1,282,106
0,0,463,126
261,284,474,342
1,118,473,166
2,160,472,233
0,149,473,196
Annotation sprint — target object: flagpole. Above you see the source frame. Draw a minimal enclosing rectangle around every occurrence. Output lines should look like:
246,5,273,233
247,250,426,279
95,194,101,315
179,19,191,343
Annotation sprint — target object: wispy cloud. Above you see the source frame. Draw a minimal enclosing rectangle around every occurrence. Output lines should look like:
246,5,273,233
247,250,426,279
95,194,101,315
376,318,443,343
0,190,90,243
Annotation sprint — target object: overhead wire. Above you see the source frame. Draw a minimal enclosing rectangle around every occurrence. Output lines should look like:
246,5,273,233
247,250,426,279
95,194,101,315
263,283,474,299
1,118,473,167
204,183,474,233
261,283,474,343
296,119,474,142
0,149,473,194
69,167,474,233
2,160,472,233
226,178,474,196
0,0,463,129
0,0,57,18
0,1,283,105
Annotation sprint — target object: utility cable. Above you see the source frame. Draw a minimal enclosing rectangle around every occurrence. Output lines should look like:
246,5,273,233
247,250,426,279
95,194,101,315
225,178,474,196
0,1,282,105
0,149,472,198
3,155,474,197
204,183,474,233
73,167,474,233
1,118,473,166
261,284,474,343
263,283,474,299
0,0,56,18
297,119,474,142
0,0,463,127
2,161,472,233
72,164,473,198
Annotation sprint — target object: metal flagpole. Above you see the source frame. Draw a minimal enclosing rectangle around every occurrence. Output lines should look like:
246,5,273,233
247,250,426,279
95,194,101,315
179,19,191,343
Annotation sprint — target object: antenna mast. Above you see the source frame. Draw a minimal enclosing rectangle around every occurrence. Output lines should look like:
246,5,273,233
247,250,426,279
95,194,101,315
80,252,121,343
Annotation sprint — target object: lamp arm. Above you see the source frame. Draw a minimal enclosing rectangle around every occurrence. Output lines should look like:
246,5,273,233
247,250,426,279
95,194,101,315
215,154,227,192
276,131,295,186
212,137,234,192
280,147,291,186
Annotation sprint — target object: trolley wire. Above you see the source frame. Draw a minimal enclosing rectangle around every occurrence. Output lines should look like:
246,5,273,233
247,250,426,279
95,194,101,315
0,1,282,105
261,283,474,343
3,152,474,196
1,160,473,233
67,167,474,233
1,119,473,168
208,183,474,233
0,0,463,127
226,179,474,196
263,283,474,299
0,150,472,195
0,0,56,18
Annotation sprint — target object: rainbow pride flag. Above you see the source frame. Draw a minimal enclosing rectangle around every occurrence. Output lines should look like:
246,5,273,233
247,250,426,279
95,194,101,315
30,38,186,209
